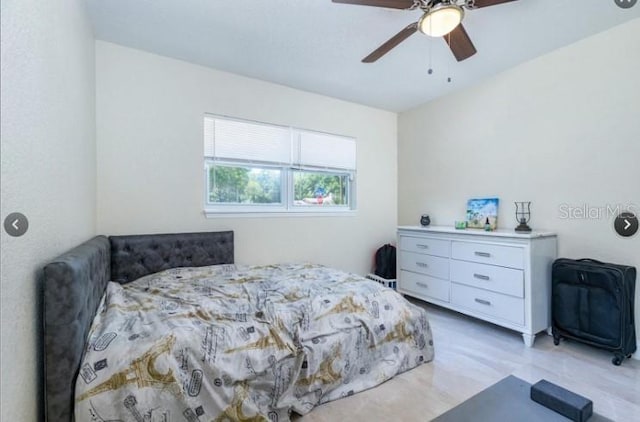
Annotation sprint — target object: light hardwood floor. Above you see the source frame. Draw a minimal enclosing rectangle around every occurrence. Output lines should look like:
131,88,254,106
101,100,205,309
296,299,639,421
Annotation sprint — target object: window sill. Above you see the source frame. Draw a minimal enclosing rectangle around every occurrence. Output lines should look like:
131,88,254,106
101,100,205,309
204,209,357,218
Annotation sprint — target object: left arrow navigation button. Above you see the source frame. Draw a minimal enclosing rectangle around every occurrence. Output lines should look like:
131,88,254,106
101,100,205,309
4,212,29,237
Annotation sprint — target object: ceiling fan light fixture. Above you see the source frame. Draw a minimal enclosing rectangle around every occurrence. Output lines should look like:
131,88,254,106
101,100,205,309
418,3,464,37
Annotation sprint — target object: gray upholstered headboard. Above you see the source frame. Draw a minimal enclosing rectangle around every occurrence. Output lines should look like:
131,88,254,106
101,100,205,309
43,236,111,422
110,231,234,284
43,231,234,422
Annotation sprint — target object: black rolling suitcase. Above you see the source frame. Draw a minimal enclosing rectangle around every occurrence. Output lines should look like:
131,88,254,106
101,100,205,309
552,258,636,365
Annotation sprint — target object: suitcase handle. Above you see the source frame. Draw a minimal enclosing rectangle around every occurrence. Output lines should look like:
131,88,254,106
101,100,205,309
577,258,604,264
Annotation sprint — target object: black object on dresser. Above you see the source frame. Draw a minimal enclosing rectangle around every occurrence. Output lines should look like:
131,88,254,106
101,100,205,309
551,258,636,366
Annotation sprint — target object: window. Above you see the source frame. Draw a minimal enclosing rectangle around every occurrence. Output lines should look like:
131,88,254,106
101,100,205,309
208,165,282,205
204,115,356,214
293,171,349,206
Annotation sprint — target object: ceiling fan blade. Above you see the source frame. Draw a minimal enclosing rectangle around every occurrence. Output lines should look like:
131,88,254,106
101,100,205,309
362,23,418,63
445,24,477,62
471,0,518,8
332,0,415,10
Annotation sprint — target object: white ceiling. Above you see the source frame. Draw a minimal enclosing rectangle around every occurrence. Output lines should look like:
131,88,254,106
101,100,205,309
86,0,640,112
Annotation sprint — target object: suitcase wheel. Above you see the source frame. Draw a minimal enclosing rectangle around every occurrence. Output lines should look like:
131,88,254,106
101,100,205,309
612,355,623,366
552,333,561,346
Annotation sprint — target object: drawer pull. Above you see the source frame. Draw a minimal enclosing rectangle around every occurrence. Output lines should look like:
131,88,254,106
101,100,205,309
473,273,490,281
416,262,429,268
416,282,428,289
474,251,491,258
474,298,491,306
416,244,429,249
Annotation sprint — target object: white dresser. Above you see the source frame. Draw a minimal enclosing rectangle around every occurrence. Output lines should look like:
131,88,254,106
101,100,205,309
397,226,557,346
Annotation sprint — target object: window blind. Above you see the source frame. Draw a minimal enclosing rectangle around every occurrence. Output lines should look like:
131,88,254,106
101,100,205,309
297,130,356,171
204,115,356,171
204,116,292,165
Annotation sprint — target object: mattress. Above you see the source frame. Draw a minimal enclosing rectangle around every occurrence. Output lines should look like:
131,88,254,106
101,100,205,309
74,263,434,421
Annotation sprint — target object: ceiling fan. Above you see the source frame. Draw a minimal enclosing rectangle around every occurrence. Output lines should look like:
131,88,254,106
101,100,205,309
332,0,518,63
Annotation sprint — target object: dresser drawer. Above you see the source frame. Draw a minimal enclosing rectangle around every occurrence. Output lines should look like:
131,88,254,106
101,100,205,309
451,283,524,325
450,260,524,298
400,270,450,302
399,236,449,258
451,241,524,269
399,252,449,280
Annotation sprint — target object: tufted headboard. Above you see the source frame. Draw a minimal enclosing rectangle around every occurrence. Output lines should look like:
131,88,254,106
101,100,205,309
43,231,234,422
110,231,234,284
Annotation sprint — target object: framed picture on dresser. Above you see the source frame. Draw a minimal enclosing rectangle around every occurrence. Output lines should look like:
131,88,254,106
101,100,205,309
466,197,499,230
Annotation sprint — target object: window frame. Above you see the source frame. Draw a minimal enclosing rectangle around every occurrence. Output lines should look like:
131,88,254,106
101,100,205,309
203,115,357,217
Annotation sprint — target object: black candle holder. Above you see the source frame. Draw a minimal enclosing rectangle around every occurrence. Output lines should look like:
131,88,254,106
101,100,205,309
515,201,532,232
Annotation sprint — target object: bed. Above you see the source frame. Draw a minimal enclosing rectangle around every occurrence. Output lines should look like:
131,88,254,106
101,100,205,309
43,231,434,422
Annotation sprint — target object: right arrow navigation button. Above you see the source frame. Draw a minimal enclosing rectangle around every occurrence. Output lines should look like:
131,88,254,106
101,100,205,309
614,212,638,237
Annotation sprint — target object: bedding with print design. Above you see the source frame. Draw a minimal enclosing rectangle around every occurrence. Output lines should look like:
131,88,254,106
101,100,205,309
75,263,434,421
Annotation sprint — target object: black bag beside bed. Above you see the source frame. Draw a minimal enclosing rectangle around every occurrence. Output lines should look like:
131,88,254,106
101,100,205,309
374,244,396,280
551,258,636,366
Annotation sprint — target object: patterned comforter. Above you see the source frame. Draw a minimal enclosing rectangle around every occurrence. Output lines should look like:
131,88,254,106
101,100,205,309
75,263,434,421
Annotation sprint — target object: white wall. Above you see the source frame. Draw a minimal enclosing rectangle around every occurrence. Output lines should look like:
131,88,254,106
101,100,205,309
0,1,96,420
399,19,640,354
96,41,397,275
